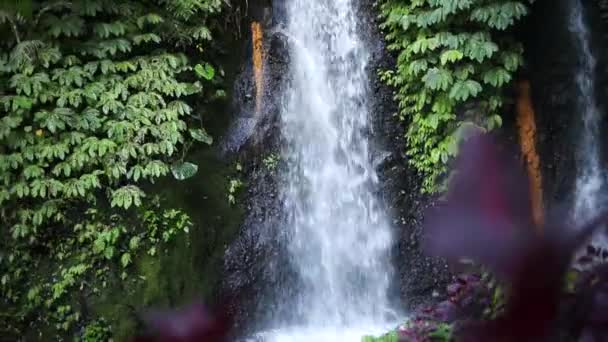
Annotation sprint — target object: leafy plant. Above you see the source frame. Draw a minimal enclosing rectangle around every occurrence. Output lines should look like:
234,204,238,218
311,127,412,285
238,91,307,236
226,162,244,205
227,178,243,205
135,303,231,341
171,161,199,180
429,323,453,341
362,331,399,342
2,197,193,336
378,0,532,192
194,62,216,80
0,0,225,337
263,152,280,172
81,319,112,342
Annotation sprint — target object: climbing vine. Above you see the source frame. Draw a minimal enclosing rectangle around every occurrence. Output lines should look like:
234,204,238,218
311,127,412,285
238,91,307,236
0,0,226,338
378,0,532,192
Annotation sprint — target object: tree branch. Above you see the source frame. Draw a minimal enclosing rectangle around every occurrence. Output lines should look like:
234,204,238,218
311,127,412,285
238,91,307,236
1,12,21,44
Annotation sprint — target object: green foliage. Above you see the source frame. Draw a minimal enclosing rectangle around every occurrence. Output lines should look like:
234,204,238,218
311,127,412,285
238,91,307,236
227,178,243,205
195,62,216,80
362,331,399,342
480,271,507,320
378,0,532,192
81,319,112,342
190,127,213,145
565,270,579,293
263,152,280,172
2,198,193,337
171,161,199,180
227,163,244,205
362,323,453,342
0,0,226,338
429,323,453,341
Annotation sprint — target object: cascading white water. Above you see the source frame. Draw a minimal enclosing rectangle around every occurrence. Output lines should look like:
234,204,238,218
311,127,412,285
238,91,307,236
570,0,605,226
260,0,395,340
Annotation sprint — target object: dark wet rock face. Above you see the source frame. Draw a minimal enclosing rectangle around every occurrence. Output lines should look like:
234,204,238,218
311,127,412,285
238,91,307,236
522,0,579,209
220,1,296,336
522,0,608,210
357,0,451,310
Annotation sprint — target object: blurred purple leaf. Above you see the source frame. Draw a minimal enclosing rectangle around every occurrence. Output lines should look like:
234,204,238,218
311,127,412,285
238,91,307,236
134,303,230,342
423,133,608,340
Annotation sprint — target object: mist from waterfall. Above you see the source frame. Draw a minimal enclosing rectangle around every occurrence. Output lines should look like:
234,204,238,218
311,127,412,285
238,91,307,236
570,0,605,227
258,0,396,340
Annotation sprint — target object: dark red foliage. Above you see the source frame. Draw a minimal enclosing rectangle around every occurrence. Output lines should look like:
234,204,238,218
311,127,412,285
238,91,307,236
572,264,608,342
133,303,231,342
415,275,488,324
423,133,608,341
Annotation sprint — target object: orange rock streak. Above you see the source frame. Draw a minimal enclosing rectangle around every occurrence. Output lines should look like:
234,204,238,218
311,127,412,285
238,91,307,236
516,80,544,228
251,21,264,115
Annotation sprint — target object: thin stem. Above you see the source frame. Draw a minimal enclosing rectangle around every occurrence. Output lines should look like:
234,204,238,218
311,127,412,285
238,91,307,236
6,15,21,44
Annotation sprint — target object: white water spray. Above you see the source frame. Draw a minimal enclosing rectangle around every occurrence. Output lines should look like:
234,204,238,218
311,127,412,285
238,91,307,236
261,0,396,340
570,0,605,227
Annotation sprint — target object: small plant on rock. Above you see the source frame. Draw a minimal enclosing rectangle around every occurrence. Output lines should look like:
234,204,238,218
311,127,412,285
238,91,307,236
263,153,280,172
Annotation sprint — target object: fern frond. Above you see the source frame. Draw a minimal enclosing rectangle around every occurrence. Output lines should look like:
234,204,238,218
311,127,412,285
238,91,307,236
9,40,45,69
32,1,72,27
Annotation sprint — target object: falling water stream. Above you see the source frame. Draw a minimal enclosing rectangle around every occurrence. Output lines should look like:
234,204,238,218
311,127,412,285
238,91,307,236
570,0,605,230
256,0,396,340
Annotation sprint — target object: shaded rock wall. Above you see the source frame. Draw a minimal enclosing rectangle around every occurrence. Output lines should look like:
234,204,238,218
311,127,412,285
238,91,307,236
221,0,296,336
358,0,451,311
522,0,608,212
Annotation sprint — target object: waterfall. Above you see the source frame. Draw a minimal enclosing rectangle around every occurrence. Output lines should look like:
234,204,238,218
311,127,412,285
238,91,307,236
257,0,396,340
570,0,605,227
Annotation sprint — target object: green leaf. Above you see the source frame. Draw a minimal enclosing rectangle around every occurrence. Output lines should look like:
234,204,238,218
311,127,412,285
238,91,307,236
129,236,140,250
422,68,453,91
429,323,453,341
190,25,212,41
93,238,105,254
487,114,503,130
120,253,131,268
189,128,213,145
137,13,164,29
465,37,499,62
171,162,198,181
453,121,486,142
111,186,145,209
440,49,464,65
12,96,32,110
104,246,114,260
502,51,523,72
483,68,512,87
407,59,428,76
449,80,482,101
132,33,162,45
428,114,440,130
194,63,215,80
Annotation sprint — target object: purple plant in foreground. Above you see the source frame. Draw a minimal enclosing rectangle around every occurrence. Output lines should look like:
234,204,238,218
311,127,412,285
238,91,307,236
133,303,230,342
423,133,608,341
